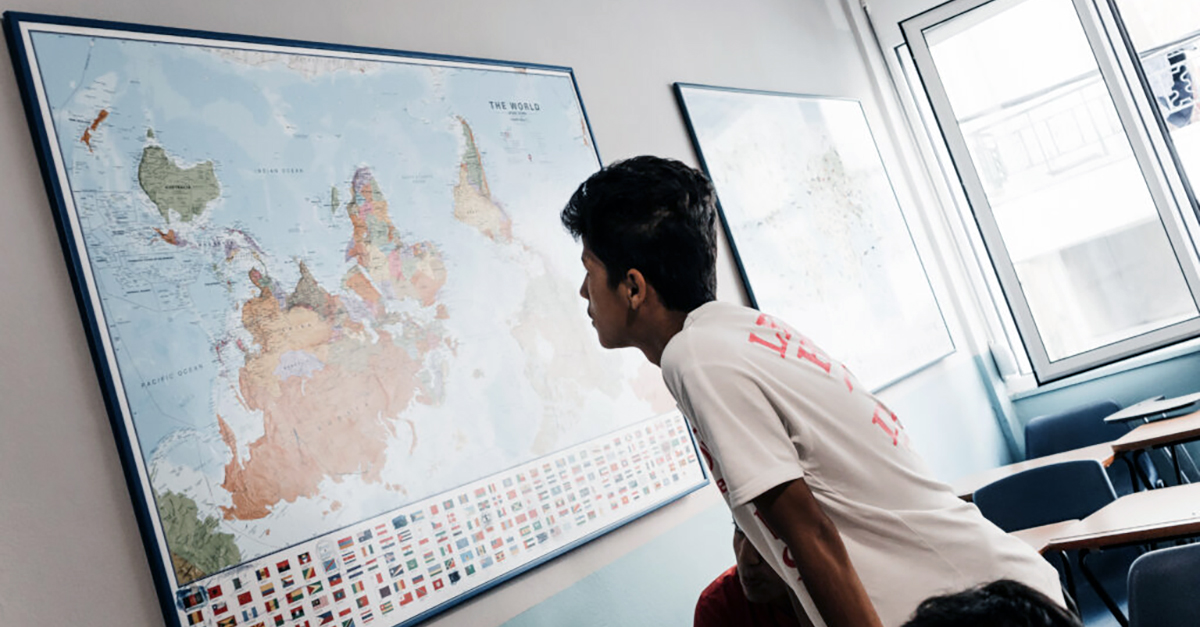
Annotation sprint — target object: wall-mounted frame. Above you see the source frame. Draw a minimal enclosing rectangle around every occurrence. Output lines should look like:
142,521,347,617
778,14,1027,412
674,83,954,391
5,12,707,627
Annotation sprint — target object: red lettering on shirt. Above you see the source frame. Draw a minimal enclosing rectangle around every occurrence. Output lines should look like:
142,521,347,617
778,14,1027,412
697,441,715,471
716,478,728,494
795,337,832,374
781,546,796,569
871,403,907,447
749,331,790,358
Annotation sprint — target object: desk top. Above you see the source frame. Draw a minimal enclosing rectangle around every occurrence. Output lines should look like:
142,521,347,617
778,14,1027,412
952,442,1116,501
1045,483,1200,551
1111,409,1200,453
1011,520,1081,554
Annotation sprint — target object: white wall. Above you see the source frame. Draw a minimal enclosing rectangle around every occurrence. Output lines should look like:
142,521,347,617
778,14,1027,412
0,1,1012,626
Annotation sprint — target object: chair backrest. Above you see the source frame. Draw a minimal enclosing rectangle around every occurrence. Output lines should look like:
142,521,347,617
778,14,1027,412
1024,400,1123,458
1127,543,1200,627
973,460,1117,532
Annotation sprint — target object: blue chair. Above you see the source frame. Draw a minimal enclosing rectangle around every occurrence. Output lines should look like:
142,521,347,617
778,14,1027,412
974,460,1136,627
1127,543,1200,627
1025,399,1161,495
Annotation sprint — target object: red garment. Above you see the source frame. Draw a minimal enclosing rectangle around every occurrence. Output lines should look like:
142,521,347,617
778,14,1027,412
694,566,804,627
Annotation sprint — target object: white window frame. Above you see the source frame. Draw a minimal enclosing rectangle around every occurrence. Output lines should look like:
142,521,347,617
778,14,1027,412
900,0,1200,384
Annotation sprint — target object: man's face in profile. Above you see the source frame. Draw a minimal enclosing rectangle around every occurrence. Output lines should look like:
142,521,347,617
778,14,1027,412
734,527,790,603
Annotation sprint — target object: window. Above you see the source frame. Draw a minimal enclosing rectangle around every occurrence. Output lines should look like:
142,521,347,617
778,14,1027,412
900,0,1200,383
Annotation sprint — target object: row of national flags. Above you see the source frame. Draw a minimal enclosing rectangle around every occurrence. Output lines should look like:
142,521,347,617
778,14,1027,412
176,412,702,626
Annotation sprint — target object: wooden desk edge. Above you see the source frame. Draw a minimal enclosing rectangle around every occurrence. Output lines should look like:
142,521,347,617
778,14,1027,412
1044,519,1200,551
952,444,1116,501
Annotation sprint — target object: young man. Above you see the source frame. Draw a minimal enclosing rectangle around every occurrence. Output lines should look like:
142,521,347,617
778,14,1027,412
561,156,1065,627
694,524,814,627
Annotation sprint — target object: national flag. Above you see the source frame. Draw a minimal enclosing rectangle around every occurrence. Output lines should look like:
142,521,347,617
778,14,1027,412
415,586,428,599
346,565,363,580
411,574,424,585
217,616,237,627
181,590,205,609
365,558,378,572
380,601,394,614
208,585,225,599
360,609,374,623
391,514,407,529
263,598,279,612
332,588,347,602
238,591,253,606
187,610,204,625
357,529,373,542
377,585,391,599
327,573,343,587
355,596,369,609
307,581,324,595
286,589,304,604
272,615,285,627
339,608,353,618
350,581,365,594
242,607,260,621
432,579,445,591
213,601,229,615
310,594,329,610
281,574,295,588
303,566,316,580
397,529,412,542
341,619,355,627
337,537,354,551
256,567,271,581
260,582,276,597
276,560,291,573
341,551,357,564
298,552,312,565
290,605,305,619
399,592,414,606
317,610,335,625
322,559,338,573
388,565,404,579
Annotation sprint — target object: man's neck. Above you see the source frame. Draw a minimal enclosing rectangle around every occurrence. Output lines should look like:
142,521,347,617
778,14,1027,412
636,308,691,367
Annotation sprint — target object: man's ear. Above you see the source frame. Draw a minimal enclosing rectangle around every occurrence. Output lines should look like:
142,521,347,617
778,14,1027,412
624,269,648,310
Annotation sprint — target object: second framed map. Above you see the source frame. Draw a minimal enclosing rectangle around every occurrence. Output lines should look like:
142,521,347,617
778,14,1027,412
675,83,953,390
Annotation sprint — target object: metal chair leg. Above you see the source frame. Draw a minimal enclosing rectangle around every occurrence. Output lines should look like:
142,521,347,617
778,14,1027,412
1079,548,1128,627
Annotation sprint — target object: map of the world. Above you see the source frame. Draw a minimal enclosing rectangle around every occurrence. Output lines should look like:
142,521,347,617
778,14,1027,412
12,17,703,626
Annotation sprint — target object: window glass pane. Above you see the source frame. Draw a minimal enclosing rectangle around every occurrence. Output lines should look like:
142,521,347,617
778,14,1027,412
1111,0,1200,198
925,0,1198,361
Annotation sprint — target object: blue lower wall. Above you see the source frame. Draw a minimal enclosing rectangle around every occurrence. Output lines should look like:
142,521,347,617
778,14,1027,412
501,502,734,627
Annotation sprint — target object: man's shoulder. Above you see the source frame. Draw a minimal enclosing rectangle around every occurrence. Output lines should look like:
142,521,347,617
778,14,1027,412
664,302,757,367
695,566,742,624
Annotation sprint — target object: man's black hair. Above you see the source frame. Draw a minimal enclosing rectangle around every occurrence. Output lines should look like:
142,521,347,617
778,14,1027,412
561,156,718,312
901,580,1081,627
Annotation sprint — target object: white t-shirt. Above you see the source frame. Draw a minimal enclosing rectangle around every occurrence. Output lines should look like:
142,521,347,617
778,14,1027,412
661,301,1063,627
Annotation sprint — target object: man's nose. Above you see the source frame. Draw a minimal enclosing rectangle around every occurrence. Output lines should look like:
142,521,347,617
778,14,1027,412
579,277,588,300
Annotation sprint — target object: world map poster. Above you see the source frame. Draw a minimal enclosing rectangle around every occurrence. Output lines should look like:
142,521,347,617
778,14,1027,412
7,14,706,627
675,84,954,391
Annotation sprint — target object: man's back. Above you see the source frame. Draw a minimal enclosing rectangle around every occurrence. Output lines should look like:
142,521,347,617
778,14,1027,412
663,301,1063,626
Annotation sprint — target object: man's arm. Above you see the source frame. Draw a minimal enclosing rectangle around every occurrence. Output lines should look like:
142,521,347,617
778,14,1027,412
753,478,884,627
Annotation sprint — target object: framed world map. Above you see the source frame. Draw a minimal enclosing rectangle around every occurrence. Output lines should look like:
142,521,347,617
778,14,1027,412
674,83,954,391
6,12,706,627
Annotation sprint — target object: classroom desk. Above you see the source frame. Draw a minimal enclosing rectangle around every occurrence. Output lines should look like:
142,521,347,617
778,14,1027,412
1111,409,1200,484
951,443,1116,501
1011,520,1081,555
1043,483,1200,626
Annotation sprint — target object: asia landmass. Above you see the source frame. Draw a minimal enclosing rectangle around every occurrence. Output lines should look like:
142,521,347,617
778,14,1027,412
220,167,448,521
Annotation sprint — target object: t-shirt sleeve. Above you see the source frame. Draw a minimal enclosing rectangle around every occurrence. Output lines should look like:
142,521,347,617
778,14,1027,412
675,360,806,508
